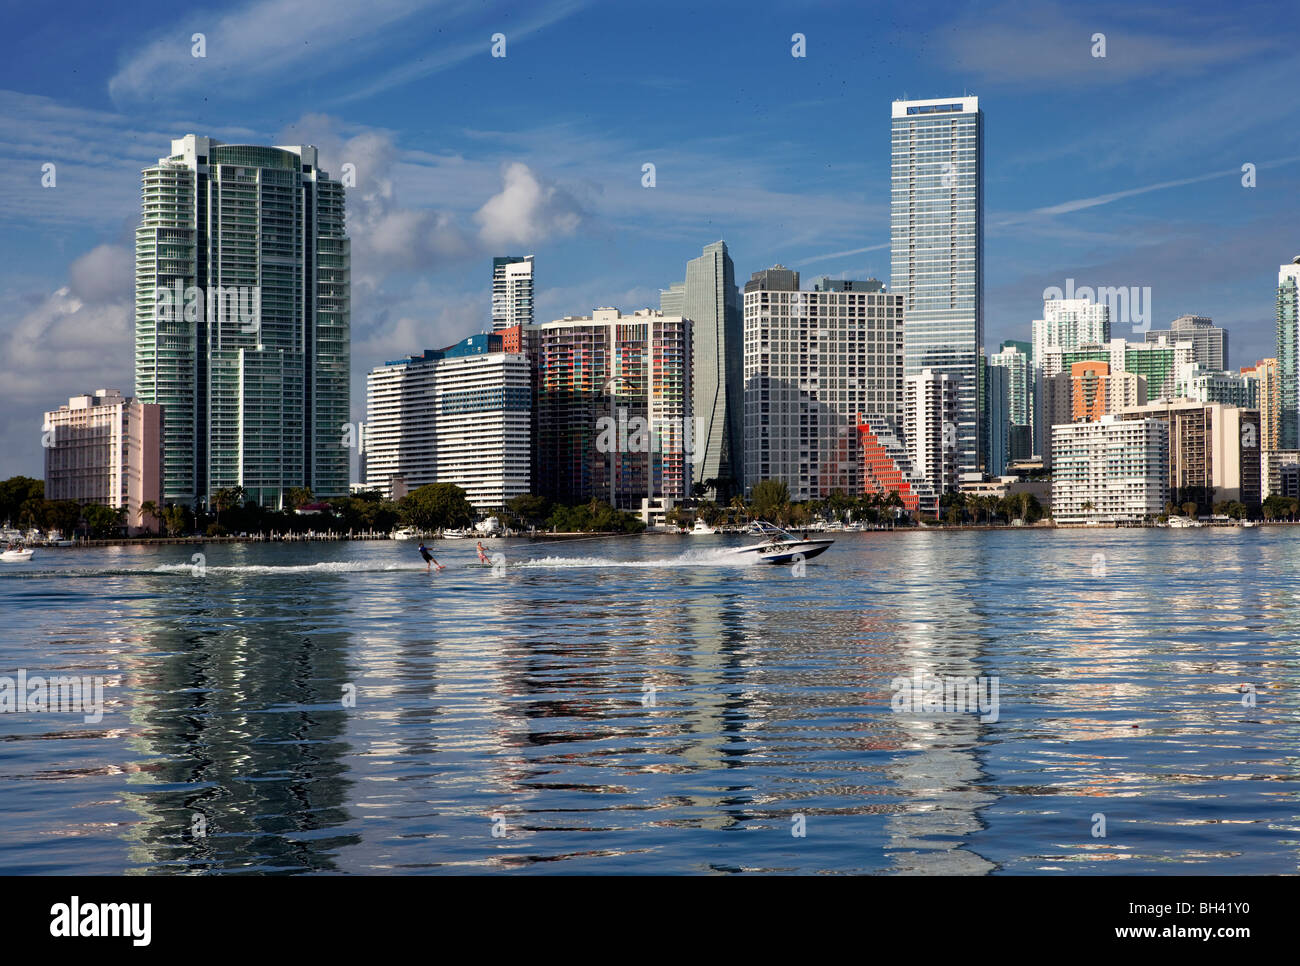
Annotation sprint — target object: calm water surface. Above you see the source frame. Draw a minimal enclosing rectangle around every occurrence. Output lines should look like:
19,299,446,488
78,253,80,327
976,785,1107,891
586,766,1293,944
2,529,1298,874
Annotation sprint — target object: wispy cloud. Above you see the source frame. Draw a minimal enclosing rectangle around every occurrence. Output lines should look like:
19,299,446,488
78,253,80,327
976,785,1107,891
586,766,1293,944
939,0,1277,86
108,0,590,107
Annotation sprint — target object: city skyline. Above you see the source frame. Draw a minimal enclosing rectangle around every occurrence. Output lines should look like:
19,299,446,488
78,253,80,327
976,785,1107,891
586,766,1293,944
3,0,1299,480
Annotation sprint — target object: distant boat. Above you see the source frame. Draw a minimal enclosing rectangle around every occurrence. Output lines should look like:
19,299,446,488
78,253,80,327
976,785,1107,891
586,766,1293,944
1241,520,1260,528
441,528,470,539
390,527,419,541
728,522,833,565
2,547,34,562
690,518,717,535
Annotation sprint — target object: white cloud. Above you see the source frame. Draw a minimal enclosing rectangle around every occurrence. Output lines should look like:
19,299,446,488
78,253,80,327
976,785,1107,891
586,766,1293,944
475,162,583,248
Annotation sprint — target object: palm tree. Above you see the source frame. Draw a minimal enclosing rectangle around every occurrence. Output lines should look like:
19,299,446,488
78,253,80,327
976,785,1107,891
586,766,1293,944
138,500,159,534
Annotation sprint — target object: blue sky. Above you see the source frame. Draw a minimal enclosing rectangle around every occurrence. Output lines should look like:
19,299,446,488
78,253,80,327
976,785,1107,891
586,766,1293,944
2,0,1298,479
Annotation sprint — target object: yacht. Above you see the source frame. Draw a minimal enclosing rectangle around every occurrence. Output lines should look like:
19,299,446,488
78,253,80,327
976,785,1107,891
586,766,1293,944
690,518,717,535
441,528,470,539
728,522,833,565
390,527,419,541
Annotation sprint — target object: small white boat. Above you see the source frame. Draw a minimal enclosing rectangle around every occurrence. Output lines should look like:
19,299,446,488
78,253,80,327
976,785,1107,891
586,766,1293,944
441,529,469,539
390,527,419,541
1241,520,1259,528
2,547,34,562
729,522,833,565
690,518,717,535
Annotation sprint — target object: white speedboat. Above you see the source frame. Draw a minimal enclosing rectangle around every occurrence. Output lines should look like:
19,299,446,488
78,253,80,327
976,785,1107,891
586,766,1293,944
441,528,470,539
729,522,833,565
690,518,717,535
390,527,418,541
2,547,34,562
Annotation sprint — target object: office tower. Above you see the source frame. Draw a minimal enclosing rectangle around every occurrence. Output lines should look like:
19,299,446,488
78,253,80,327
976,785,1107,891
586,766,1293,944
990,341,1033,461
984,359,1010,477
1145,315,1227,370
1277,258,1300,449
364,334,531,507
537,308,692,508
1241,358,1279,451
891,96,983,479
742,270,906,500
134,135,350,509
659,241,743,495
1116,400,1262,506
43,389,163,534
904,369,960,495
492,256,535,331
1051,416,1168,524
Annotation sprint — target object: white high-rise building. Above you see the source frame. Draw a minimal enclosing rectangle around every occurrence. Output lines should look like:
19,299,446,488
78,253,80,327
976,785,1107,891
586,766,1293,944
365,335,531,508
1032,298,1110,364
742,270,906,500
134,135,350,509
904,368,960,495
492,256,535,331
1051,416,1168,524
891,96,983,480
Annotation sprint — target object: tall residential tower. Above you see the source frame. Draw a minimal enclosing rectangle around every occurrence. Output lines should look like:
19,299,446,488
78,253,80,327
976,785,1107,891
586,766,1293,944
134,135,350,508
891,96,983,479
492,256,535,331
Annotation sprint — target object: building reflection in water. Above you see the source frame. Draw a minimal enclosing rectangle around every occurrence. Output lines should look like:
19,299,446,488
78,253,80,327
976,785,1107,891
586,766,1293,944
118,559,359,873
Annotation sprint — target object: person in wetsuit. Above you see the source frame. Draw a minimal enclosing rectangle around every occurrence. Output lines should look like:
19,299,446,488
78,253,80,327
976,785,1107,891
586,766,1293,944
418,543,444,571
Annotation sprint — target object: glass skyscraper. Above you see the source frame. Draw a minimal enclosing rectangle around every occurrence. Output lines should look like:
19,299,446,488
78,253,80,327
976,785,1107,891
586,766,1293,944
890,97,983,478
660,240,743,495
135,135,350,509
1277,257,1300,450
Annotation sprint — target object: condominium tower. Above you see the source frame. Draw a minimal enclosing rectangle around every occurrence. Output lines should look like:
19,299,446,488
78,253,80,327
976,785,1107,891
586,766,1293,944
364,334,532,508
536,308,692,508
1145,315,1227,370
742,270,906,501
660,241,743,495
134,135,350,508
492,256,535,332
891,96,983,478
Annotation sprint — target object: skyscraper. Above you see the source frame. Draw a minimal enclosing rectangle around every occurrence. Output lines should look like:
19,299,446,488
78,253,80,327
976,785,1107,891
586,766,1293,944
990,341,1033,461
1145,315,1227,370
741,270,905,500
891,96,983,479
660,241,743,495
492,256,535,331
134,135,350,509
536,308,692,508
1277,257,1300,449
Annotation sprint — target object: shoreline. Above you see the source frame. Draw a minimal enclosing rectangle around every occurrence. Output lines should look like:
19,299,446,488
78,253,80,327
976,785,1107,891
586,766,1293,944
23,520,1296,548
